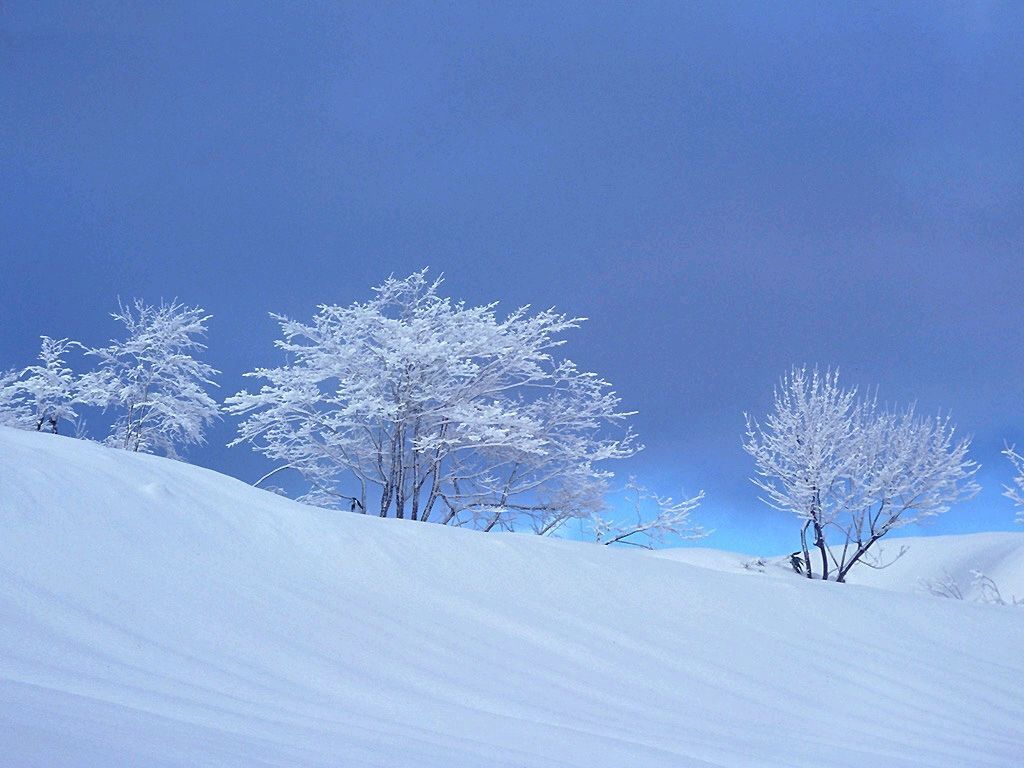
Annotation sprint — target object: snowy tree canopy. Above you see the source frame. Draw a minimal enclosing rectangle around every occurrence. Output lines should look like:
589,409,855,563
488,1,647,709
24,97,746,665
744,366,979,582
0,338,80,434
0,368,32,429
18,336,80,433
1004,446,1024,523
78,300,220,457
227,270,648,534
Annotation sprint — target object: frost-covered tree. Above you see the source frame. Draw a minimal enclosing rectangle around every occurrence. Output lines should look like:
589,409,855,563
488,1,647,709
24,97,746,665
0,368,32,428
1004,446,1024,523
745,367,978,582
78,300,219,457
18,336,80,433
227,270,644,534
743,368,861,580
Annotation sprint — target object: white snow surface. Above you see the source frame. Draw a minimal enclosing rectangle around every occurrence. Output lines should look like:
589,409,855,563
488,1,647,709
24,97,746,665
1,428,1022,767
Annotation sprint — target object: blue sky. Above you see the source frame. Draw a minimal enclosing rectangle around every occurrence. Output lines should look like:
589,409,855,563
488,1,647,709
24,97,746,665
2,2,1022,552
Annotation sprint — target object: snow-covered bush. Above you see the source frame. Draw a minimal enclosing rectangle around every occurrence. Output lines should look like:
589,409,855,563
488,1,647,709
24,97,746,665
922,570,1023,607
971,570,1023,607
921,571,965,600
742,557,769,573
744,366,978,582
227,270,655,535
78,300,219,457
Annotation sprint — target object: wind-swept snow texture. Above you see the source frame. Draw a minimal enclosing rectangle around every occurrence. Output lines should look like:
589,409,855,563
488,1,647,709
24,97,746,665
1,428,1022,767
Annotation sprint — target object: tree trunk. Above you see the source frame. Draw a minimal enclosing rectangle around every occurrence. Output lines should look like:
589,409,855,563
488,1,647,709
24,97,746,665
835,530,886,583
800,521,813,579
812,518,829,581
808,490,829,581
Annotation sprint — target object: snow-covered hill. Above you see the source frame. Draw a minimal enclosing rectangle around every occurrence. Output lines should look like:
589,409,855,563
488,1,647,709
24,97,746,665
1,428,1022,767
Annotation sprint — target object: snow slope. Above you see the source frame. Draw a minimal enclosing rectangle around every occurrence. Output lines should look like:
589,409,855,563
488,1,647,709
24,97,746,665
1,428,1022,767
844,532,1024,601
653,533,1024,604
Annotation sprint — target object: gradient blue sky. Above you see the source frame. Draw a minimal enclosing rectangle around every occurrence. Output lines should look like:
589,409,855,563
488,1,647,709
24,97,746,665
3,2,1022,552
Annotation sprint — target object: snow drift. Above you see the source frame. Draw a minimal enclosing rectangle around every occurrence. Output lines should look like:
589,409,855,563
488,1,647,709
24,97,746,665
1,428,1022,767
